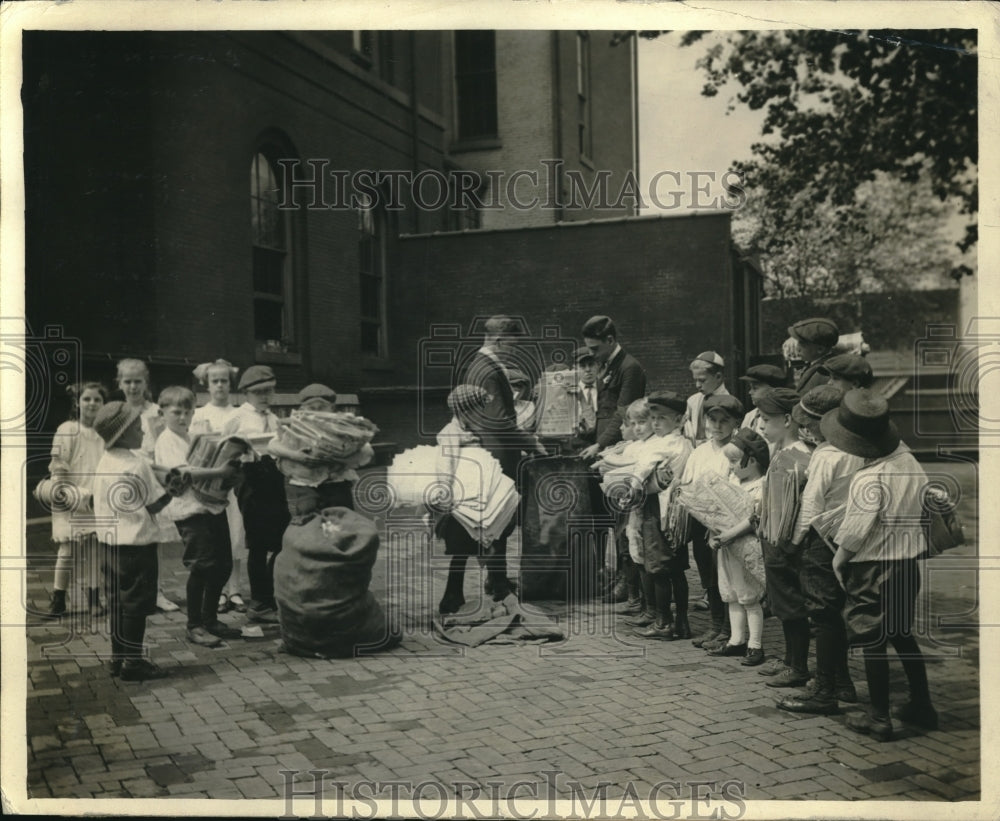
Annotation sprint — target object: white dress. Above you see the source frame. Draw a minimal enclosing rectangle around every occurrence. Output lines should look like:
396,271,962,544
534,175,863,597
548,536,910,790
717,477,766,605
191,402,245,554
48,421,104,542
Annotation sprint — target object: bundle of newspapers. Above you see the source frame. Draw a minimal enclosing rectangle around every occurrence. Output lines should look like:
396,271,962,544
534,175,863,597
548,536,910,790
279,410,379,464
185,433,254,505
677,470,754,535
387,445,520,547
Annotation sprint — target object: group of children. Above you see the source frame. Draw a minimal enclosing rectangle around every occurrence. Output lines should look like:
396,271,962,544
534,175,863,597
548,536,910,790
39,323,942,740
586,323,938,742
42,357,361,681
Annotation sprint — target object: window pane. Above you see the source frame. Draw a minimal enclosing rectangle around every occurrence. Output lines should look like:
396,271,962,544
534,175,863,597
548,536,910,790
361,321,381,355
253,246,285,295
254,298,283,342
360,274,381,320
455,31,497,139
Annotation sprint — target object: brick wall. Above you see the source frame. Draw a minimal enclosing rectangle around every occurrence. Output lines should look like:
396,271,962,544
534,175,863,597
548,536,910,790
378,212,748,446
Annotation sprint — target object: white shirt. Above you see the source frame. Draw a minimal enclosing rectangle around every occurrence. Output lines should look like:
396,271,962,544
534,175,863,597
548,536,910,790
93,448,167,545
681,437,732,484
154,427,226,520
835,443,928,562
223,402,279,436
191,402,239,435
792,442,864,544
579,382,598,412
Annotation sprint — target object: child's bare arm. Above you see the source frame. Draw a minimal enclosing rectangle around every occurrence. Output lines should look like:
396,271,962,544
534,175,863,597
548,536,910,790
709,517,754,548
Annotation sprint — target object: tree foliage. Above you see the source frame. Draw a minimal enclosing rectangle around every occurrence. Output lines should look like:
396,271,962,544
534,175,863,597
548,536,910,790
678,29,978,258
734,170,961,299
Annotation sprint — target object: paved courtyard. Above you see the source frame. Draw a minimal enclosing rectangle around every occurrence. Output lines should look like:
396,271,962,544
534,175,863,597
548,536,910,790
18,461,982,811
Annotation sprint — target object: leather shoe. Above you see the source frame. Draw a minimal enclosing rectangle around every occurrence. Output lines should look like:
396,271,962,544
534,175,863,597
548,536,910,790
691,628,716,648
777,692,839,715
741,647,765,666
846,711,893,742
707,641,747,657
765,668,810,688
615,599,642,615
837,684,859,704
635,622,675,640
119,659,169,682
757,658,788,676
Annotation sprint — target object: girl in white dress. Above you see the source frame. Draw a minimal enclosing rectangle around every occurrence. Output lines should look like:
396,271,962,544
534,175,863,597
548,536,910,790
43,382,107,617
191,359,248,613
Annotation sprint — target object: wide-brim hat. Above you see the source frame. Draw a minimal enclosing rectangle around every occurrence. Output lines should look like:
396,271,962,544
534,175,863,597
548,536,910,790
238,365,277,391
738,364,786,387
647,390,686,415
820,388,900,459
93,400,141,448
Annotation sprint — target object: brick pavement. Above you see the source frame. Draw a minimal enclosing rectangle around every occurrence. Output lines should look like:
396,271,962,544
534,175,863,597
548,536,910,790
19,464,982,808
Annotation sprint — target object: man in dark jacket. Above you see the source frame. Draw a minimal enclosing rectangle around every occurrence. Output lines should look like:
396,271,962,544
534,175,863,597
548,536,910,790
457,315,545,599
577,315,647,461
576,316,647,603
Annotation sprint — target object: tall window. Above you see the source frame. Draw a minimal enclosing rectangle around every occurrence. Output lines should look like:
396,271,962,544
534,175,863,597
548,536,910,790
251,152,294,352
576,32,592,158
455,31,498,140
358,196,387,356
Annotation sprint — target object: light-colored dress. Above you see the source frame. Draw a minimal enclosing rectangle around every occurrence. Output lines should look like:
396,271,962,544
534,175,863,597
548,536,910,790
48,421,104,542
717,476,766,605
191,402,245,554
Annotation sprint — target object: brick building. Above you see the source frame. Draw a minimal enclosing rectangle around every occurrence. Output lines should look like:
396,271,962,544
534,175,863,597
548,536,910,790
22,29,759,454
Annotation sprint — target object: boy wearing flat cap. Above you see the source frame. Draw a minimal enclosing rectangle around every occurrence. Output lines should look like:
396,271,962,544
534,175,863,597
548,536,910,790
680,392,744,649
788,318,840,395
819,354,874,392
777,385,863,715
223,365,290,624
635,391,694,639
754,387,814,687
826,390,937,742
738,364,787,441
92,402,173,681
683,351,730,447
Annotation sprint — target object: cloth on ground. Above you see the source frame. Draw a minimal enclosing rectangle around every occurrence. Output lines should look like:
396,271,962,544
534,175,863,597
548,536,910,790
432,594,564,647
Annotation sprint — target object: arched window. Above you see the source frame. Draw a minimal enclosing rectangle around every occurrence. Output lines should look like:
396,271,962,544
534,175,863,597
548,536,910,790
251,150,295,352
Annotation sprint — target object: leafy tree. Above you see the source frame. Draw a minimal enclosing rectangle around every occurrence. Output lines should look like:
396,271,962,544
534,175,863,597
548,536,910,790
734,169,961,299
620,29,977,271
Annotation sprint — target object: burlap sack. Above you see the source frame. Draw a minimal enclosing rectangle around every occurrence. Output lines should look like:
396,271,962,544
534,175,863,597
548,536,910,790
274,507,400,658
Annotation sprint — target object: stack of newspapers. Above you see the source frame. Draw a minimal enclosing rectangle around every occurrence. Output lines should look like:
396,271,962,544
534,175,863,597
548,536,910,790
388,445,520,547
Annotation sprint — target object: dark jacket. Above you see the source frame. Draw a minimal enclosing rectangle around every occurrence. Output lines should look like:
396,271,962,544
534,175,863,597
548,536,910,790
595,348,646,448
457,350,537,479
